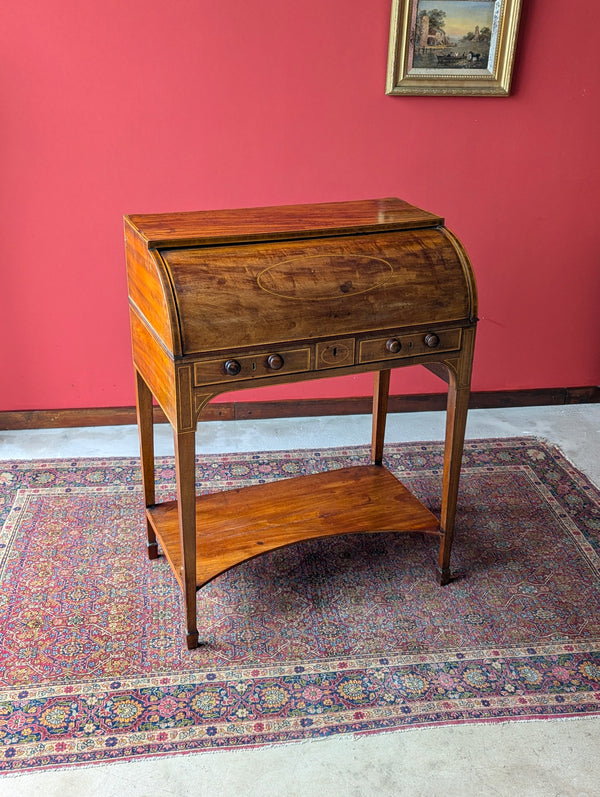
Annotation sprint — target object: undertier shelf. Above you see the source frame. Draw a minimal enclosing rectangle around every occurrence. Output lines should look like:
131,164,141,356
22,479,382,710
146,464,441,589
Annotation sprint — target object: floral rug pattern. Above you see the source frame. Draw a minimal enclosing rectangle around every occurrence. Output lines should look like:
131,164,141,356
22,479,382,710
0,437,599,771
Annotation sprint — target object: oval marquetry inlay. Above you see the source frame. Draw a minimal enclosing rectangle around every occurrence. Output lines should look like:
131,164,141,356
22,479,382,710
257,255,393,300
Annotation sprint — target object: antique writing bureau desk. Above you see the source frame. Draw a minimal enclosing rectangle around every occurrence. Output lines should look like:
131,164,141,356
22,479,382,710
125,198,477,649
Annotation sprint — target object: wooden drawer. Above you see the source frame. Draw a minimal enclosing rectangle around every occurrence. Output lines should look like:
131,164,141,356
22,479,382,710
193,346,312,386
358,328,462,364
315,338,355,369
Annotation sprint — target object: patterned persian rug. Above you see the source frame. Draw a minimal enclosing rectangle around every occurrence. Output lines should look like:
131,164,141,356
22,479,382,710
1,437,600,772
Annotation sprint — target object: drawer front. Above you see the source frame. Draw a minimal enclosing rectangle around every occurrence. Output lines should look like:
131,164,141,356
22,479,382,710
315,338,355,370
194,347,312,387
358,329,462,364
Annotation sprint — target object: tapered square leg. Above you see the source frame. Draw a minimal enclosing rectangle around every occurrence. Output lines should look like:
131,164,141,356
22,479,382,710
135,370,158,560
174,429,199,649
371,369,391,466
423,328,476,585
437,378,472,583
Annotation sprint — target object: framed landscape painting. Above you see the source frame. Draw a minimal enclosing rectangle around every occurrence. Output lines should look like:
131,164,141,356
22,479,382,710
386,0,522,96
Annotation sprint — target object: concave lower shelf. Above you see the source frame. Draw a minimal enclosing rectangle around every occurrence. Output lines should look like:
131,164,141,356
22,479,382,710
147,464,441,589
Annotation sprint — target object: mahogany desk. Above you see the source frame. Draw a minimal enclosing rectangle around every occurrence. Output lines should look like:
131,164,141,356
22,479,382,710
124,198,478,649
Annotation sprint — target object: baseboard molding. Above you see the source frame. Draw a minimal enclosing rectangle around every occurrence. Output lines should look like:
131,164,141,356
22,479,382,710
1,386,598,431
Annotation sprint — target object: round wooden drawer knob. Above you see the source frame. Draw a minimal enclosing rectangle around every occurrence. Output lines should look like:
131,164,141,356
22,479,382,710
224,359,242,376
385,338,401,354
267,353,284,370
424,333,440,349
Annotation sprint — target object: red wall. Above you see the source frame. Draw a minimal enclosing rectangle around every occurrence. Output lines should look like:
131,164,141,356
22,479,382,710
2,1,599,412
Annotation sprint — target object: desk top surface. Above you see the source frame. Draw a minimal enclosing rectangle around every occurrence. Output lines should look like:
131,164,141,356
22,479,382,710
125,197,444,249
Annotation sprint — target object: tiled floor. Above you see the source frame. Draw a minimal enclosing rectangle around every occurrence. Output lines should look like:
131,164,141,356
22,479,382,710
1,404,599,796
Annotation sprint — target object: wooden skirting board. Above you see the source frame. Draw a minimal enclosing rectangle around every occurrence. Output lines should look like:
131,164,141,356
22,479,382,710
1,386,599,431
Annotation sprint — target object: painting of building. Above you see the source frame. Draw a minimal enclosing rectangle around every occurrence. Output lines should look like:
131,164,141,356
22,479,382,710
411,0,495,70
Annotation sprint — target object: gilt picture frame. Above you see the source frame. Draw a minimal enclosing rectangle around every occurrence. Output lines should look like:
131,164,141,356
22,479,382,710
386,0,522,96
